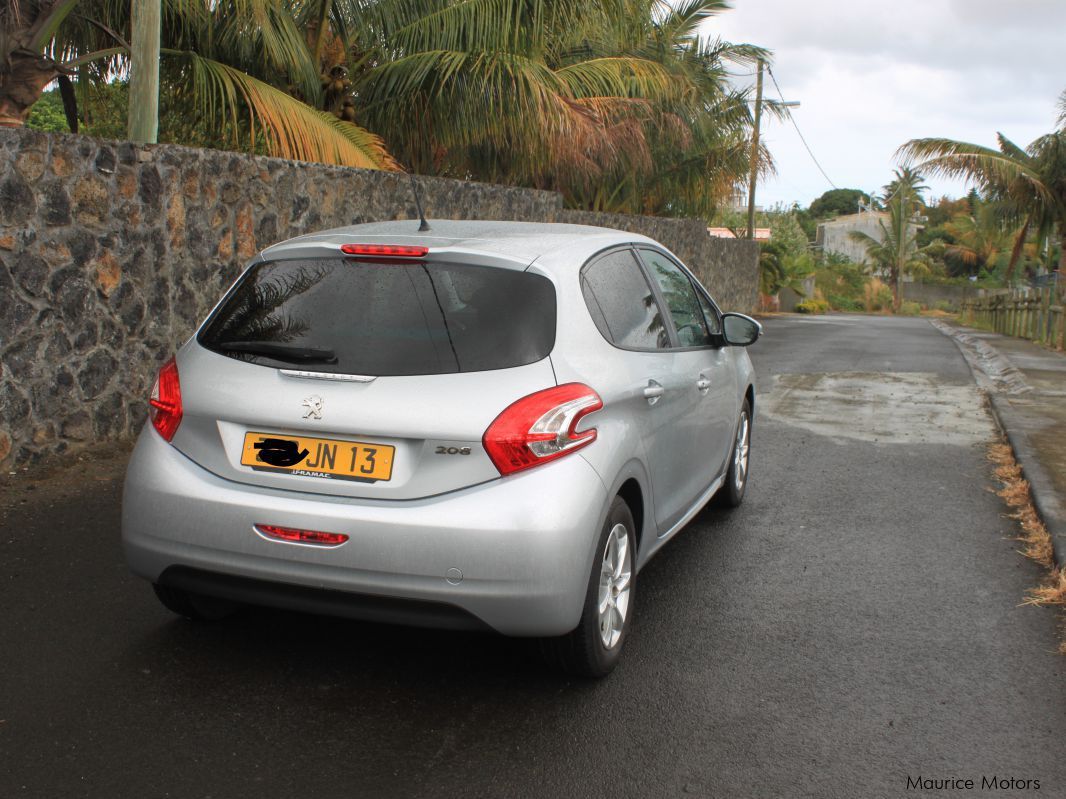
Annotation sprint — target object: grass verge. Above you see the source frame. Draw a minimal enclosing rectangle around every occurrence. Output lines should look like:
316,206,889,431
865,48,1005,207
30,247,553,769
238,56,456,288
987,441,1066,653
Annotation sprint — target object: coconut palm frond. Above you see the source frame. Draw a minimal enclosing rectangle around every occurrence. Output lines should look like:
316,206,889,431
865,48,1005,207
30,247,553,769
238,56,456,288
172,0,324,103
555,56,680,102
656,0,731,45
176,50,398,169
898,137,1052,202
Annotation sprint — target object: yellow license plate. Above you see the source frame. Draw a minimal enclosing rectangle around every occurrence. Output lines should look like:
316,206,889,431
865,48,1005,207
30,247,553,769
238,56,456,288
240,432,395,483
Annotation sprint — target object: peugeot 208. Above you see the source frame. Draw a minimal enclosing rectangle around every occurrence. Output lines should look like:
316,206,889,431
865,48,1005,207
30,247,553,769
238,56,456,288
122,220,760,676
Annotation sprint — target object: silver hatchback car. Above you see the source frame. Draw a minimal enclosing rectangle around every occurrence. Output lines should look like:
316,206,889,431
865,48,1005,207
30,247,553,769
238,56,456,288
122,220,759,676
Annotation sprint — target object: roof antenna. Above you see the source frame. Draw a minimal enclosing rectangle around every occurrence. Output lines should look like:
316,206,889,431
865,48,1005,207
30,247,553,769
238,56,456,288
407,173,432,232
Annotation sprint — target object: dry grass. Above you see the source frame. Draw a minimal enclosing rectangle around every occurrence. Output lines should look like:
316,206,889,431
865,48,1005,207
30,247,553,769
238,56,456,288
919,309,958,319
988,442,1054,567
987,442,1066,643
1025,569,1066,607
863,278,892,313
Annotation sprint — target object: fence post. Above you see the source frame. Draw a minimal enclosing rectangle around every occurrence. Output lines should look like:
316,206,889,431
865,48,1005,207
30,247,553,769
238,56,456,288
1044,288,1054,345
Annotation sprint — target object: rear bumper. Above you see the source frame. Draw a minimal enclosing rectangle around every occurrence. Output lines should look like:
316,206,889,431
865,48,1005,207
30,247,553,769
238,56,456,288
122,428,608,636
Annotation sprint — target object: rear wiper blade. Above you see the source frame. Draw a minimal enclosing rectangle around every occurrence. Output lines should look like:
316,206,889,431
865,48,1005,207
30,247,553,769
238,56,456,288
217,341,338,364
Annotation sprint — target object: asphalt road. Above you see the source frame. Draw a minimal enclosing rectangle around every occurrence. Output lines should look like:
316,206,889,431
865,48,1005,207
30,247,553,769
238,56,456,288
2,315,1064,798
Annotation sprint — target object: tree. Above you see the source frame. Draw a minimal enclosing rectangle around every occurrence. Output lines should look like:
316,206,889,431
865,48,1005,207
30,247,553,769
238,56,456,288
0,0,397,169
809,188,870,219
849,168,930,310
350,0,767,215
24,86,67,131
899,92,1066,280
941,204,1036,280
759,239,812,297
714,204,807,255
5,0,771,213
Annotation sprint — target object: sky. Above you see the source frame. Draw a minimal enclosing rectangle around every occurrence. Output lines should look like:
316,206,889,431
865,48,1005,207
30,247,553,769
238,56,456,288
703,0,1066,209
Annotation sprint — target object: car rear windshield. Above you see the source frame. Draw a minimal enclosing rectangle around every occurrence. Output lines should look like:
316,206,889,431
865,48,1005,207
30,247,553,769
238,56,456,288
198,258,556,376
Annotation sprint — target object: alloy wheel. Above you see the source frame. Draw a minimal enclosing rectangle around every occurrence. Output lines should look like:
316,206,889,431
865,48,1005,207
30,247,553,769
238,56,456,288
597,522,632,649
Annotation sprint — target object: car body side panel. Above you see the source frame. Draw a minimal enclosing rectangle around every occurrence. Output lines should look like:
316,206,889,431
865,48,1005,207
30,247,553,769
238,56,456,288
537,246,752,538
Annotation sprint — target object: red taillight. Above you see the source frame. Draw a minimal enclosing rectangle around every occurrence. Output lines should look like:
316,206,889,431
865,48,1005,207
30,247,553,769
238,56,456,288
483,383,603,476
148,357,182,442
254,524,349,547
340,243,428,258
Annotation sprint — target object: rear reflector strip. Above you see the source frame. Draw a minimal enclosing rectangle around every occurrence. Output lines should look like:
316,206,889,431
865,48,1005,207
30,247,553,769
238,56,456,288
254,524,349,547
340,243,428,257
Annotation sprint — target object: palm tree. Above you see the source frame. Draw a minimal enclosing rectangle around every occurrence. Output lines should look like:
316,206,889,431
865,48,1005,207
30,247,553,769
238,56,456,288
759,240,812,297
557,0,766,216
0,1,120,129
941,202,1035,279
5,0,766,208
849,168,930,310
350,0,668,181
0,0,397,169
348,0,765,214
898,94,1066,280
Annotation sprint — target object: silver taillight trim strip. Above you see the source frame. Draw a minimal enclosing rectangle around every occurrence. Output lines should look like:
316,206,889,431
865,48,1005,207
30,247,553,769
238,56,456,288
279,369,377,383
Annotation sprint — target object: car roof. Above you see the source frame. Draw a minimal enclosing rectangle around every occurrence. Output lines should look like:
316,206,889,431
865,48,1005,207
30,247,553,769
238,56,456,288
260,219,661,266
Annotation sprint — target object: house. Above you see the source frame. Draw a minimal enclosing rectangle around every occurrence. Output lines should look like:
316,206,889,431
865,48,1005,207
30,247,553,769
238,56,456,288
708,227,771,242
815,210,922,269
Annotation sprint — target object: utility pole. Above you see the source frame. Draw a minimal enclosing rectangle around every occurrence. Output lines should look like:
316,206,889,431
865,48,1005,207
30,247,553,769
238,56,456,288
128,0,161,144
746,59,764,240
897,189,906,312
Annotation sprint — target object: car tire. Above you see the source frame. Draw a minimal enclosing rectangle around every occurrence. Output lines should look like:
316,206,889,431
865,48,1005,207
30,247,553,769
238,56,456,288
716,399,752,508
540,496,636,678
152,584,239,621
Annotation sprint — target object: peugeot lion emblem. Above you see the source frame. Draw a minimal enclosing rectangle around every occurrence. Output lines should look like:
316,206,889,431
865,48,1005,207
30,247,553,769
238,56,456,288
302,395,324,420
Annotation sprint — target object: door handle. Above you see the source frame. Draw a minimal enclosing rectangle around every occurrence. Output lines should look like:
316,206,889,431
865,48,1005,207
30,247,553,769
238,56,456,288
643,380,664,405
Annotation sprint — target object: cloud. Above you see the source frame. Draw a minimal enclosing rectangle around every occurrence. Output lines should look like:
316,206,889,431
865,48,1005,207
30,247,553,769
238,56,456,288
706,0,1065,205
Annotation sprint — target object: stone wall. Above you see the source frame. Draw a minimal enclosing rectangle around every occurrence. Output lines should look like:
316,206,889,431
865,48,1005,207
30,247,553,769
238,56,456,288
901,281,976,310
0,127,757,468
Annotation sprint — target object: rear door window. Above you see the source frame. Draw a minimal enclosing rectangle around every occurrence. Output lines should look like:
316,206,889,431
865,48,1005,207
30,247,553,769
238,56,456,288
638,249,713,348
199,258,556,376
580,249,670,349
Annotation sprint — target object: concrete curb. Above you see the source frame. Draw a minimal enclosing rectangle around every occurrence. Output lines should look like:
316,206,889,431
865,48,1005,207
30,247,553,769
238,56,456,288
987,395,1066,568
931,320,1065,568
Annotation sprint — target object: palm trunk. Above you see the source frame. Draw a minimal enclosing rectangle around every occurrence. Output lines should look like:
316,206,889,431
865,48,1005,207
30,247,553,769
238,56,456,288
1059,231,1066,298
1004,216,1032,283
0,52,60,127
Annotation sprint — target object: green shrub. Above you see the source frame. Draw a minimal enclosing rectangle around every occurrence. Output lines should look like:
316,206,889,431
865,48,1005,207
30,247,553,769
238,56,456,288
796,299,831,314
827,294,864,312
899,301,922,316
934,300,957,313
815,260,868,311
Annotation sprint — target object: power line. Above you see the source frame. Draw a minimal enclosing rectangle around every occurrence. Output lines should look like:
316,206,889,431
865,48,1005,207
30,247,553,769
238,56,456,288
766,65,838,190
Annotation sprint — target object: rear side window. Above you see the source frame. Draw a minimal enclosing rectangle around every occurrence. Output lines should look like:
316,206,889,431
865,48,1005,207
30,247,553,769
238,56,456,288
581,249,670,349
199,258,556,376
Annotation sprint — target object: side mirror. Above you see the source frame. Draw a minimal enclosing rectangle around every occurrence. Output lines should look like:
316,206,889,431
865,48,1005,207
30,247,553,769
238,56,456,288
722,313,761,347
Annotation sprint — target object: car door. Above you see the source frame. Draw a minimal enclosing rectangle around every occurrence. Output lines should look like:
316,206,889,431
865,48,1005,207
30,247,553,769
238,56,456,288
635,248,738,527
579,248,695,533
